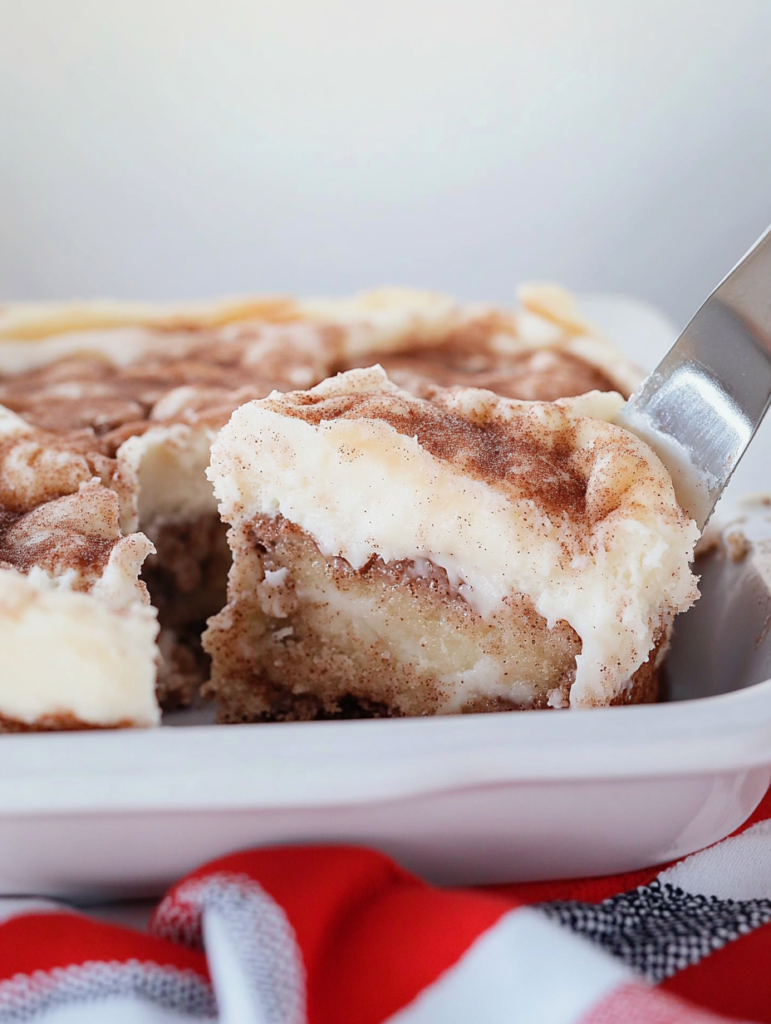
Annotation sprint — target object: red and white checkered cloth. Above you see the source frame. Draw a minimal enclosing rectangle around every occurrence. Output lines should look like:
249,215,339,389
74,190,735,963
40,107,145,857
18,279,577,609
4,788,771,1023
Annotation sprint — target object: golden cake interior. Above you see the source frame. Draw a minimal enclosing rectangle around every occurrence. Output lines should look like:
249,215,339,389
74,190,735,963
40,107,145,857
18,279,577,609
203,514,664,722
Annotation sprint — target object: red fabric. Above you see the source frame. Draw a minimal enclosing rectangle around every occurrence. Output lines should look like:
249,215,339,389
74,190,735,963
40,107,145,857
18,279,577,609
2,787,771,1022
313,881,512,1024
156,846,513,1024
0,912,208,980
662,920,771,1023
485,863,665,907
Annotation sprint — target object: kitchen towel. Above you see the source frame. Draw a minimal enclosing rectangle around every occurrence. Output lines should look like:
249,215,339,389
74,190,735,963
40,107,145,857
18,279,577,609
2,788,771,1023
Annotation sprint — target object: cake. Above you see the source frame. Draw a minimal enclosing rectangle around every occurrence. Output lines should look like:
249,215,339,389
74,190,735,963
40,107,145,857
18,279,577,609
0,285,646,727
0,407,157,729
331,284,641,402
203,367,700,721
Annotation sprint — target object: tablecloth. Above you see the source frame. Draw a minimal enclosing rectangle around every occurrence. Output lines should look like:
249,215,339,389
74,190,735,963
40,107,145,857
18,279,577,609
3,787,771,1023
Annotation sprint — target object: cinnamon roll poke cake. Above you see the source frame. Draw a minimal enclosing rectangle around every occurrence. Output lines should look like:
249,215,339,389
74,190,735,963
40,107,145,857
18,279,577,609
0,286,698,728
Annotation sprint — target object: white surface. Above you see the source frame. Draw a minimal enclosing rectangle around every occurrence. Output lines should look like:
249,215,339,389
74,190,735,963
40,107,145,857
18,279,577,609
2,1,771,325
388,909,632,1024
658,819,771,902
2,296,771,897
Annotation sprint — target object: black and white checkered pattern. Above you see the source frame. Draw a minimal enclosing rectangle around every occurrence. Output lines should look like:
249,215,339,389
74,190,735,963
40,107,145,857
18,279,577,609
539,878,771,982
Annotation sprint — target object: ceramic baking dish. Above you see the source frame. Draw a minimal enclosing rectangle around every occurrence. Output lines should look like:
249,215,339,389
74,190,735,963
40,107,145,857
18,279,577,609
2,297,770,899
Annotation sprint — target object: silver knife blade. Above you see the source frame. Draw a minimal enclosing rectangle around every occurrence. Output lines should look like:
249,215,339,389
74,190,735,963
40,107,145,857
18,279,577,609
616,223,771,530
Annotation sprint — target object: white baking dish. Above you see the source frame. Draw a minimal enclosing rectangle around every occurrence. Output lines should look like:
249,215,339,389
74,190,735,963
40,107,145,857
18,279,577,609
2,296,771,899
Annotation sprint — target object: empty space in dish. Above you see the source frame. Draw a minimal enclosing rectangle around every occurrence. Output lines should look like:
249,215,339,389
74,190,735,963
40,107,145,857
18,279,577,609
668,510,771,701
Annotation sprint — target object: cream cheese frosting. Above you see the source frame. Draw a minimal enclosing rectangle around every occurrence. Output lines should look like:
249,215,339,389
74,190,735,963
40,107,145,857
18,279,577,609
115,422,219,534
0,568,159,728
209,366,699,707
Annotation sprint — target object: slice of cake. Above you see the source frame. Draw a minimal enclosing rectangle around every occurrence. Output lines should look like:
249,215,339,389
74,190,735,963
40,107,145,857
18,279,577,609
0,408,158,730
204,367,699,720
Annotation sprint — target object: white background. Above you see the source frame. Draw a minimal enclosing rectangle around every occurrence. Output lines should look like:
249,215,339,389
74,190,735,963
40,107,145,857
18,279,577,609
1,0,770,325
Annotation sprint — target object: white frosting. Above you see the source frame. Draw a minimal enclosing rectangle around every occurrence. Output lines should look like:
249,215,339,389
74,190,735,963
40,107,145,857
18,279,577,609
0,329,170,375
91,534,155,611
0,403,34,437
298,288,459,357
256,567,296,618
617,400,715,529
209,367,699,706
0,568,159,728
0,470,159,728
438,657,534,713
115,423,218,533
0,296,290,343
